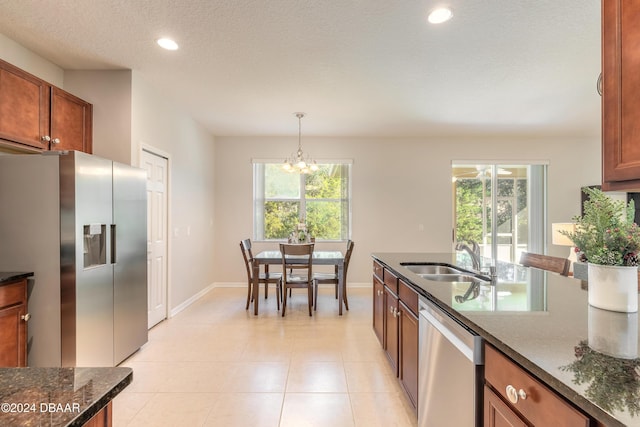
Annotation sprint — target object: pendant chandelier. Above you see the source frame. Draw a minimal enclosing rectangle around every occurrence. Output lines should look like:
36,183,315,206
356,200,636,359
282,112,318,174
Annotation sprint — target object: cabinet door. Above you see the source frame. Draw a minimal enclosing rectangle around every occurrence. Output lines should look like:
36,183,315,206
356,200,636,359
50,87,93,153
373,276,385,345
0,304,26,367
485,344,589,426
83,402,112,427
0,59,50,150
483,385,527,427
399,301,418,411
602,0,640,190
384,287,399,375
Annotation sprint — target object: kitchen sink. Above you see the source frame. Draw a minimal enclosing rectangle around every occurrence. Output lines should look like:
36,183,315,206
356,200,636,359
401,262,490,284
419,273,487,283
401,264,467,275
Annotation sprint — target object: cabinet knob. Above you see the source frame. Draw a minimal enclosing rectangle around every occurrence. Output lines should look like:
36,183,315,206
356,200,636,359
518,388,527,401
505,385,527,404
41,135,51,143
51,138,61,145
21,313,31,322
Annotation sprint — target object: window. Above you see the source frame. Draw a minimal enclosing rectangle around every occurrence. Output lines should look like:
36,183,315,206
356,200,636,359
452,163,547,263
253,162,351,241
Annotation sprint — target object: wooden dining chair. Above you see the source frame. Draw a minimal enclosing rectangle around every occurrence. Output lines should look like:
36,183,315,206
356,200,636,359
313,240,354,311
279,243,315,316
240,239,282,310
519,252,571,276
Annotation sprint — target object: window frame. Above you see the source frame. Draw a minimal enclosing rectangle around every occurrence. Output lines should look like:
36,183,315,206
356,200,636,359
452,161,548,263
252,160,352,242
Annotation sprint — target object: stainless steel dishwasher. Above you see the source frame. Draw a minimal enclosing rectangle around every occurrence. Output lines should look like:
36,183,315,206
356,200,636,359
418,296,484,427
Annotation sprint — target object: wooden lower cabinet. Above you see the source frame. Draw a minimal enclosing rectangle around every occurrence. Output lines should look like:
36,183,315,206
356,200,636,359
373,273,384,345
384,286,399,374
484,344,589,427
484,385,527,427
372,261,419,414
83,402,112,427
399,300,418,410
0,278,28,367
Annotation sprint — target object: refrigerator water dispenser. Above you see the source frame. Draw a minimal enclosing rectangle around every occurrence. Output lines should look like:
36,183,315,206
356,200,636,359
83,224,106,268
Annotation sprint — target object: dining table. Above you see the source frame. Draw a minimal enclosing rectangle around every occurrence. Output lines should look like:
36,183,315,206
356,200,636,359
251,250,346,316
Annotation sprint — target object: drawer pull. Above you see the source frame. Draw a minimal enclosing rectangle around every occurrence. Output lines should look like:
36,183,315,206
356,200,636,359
21,313,31,322
506,385,527,404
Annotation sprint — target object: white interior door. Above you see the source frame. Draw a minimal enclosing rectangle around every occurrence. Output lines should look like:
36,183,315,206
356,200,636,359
142,149,169,328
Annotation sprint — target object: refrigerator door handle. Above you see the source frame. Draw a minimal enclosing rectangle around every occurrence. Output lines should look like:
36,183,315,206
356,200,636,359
110,224,117,264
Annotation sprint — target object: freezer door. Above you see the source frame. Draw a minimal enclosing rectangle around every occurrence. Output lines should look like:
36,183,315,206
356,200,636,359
112,161,148,364
61,151,115,367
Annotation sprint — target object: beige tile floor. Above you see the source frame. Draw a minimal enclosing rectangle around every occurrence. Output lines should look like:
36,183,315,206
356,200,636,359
114,286,418,427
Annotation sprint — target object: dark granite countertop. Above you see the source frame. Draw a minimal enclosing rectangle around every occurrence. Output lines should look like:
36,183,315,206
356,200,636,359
0,367,132,427
0,272,33,285
373,252,640,427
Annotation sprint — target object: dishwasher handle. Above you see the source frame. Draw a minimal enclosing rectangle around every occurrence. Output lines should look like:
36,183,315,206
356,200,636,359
420,307,484,365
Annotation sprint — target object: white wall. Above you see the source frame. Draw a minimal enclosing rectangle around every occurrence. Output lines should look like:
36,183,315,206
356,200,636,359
0,34,217,314
213,135,601,285
64,70,133,164
0,33,63,86
131,72,216,310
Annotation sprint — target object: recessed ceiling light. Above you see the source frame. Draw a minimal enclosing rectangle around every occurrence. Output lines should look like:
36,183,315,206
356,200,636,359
157,38,179,50
428,7,453,24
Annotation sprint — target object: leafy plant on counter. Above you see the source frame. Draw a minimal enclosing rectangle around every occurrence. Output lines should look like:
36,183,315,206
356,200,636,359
561,340,640,416
561,187,640,266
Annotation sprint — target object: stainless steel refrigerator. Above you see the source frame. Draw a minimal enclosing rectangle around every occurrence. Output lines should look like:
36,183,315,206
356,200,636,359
0,151,147,367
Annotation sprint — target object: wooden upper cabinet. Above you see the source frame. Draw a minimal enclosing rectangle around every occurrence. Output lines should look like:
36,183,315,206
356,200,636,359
0,60,50,150
0,58,92,154
50,87,93,153
602,0,640,190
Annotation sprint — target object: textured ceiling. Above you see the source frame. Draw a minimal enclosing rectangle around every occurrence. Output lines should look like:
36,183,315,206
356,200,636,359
0,0,601,138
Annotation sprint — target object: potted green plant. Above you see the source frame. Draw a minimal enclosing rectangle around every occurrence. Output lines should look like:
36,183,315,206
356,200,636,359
562,187,640,312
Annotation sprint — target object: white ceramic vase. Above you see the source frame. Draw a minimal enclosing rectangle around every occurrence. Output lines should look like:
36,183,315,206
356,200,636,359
587,263,638,313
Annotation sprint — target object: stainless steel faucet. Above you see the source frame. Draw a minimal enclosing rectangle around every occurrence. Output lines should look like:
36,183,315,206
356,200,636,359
455,241,481,271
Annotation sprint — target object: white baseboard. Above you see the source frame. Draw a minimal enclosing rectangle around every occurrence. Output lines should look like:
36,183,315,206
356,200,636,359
169,282,216,317
169,281,373,318
211,281,372,288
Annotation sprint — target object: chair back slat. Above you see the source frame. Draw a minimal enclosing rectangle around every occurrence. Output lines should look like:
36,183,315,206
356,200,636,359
519,252,570,276
344,240,355,276
240,239,254,279
280,243,314,283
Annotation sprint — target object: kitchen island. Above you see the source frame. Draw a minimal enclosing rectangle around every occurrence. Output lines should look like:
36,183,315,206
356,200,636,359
0,367,132,426
373,252,640,427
